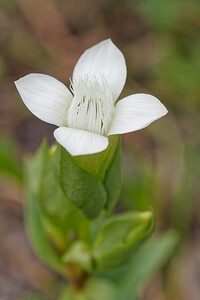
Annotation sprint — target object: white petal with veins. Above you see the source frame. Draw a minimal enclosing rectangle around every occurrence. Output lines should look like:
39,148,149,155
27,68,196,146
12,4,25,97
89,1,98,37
67,77,114,135
54,127,109,156
73,39,127,102
108,93,168,135
15,73,72,126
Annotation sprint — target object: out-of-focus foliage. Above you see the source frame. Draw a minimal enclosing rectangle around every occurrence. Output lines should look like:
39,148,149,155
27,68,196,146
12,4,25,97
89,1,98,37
96,230,179,300
119,230,179,300
20,296,45,300
0,136,22,181
59,279,120,300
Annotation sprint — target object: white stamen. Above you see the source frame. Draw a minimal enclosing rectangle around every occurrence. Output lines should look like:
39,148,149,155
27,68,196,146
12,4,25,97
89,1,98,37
67,76,114,135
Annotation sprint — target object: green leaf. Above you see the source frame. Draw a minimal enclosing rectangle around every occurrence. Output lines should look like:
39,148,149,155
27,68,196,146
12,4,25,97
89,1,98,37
93,211,154,270
25,140,90,243
59,287,76,300
84,279,119,300
24,140,92,270
100,230,179,300
25,141,67,248
54,135,121,219
59,279,119,300
24,140,66,272
63,241,93,273
41,145,90,238
119,230,179,300
25,194,65,274
57,146,107,219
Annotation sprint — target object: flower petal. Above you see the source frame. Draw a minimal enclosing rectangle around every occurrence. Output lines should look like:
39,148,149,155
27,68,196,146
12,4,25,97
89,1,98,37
73,39,127,101
108,93,168,135
15,73,72,126
54,127,109,156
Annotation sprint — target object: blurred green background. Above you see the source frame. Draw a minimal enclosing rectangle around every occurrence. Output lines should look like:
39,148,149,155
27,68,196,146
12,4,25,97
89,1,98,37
0,0,199,299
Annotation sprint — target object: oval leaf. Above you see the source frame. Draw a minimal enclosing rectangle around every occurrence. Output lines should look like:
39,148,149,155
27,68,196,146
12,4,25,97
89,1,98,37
93,211,154,270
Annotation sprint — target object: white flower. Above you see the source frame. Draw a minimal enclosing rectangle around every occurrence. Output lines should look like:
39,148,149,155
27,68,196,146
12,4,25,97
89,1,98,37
15,39,167,156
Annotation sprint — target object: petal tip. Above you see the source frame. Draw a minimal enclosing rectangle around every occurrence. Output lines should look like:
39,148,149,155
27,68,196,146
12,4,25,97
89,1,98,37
14,77,24,91
73,38,127,101
159,102,168,117
14,74,34,89
14,79,18,87
103,38,113,45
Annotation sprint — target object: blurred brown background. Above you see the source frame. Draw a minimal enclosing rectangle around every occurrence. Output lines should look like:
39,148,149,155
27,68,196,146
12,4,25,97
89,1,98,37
0,0,200,299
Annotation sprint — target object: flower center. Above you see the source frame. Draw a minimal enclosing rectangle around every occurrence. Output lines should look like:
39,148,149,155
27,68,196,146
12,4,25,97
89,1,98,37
67,76,114,136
